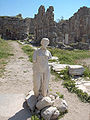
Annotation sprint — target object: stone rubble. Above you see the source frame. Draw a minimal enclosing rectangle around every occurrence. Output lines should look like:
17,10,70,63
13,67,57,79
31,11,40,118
0,6,90,49
68,65,84,76
41,106,59,120
49,61,90,95
72,77,90,95
36,96,54,110
25,91,37,111
26,91,68,120
49,62,84,76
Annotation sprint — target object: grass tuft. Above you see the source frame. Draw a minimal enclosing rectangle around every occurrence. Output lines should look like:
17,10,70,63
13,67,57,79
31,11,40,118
0,38,13,77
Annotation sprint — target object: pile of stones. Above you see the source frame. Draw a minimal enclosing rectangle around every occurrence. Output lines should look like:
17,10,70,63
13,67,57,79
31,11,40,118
25,91,68,120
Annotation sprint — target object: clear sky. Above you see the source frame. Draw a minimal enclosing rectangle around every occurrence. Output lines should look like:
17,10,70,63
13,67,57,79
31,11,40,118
0,0,90,21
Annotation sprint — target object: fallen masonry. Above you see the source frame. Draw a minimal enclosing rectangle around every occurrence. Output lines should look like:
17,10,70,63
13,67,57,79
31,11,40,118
25,90,68,120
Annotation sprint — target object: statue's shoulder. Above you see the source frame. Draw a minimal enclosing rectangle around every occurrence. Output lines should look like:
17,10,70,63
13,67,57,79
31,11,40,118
33,48,41,55
46,49,51,54
34,48,40,52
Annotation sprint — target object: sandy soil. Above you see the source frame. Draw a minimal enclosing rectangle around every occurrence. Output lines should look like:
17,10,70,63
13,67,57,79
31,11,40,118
0,41,90,120
0,41,33,95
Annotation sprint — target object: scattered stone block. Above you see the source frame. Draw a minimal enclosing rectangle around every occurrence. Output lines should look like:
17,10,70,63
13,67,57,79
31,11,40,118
51,109,60,120
41,106,60,120
25,91,37,111
49,95,55,101
51,56,58,61
36,96,54,110
53,97,68,113
52,64,69,72
69,65,84,76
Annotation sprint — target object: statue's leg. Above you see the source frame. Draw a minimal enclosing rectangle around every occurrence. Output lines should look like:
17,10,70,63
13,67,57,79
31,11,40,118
42,72,49,97
33,72,41,97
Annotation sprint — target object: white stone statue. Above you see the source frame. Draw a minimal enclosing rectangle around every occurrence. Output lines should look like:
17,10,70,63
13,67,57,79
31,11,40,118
33,38,52,97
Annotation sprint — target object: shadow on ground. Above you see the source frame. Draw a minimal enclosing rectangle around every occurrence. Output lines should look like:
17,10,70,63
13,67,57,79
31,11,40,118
8,102,32,120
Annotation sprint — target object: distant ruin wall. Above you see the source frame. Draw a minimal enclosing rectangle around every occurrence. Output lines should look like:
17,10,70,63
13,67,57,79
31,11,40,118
0,6,90,48
57,6,90,45
0,16,32,40
34,5,58,45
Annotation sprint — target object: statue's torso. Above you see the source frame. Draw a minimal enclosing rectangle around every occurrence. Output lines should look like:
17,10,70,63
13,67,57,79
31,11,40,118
34,48,50,73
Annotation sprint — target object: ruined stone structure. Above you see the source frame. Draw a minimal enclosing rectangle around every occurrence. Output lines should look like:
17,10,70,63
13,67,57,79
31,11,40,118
33,6,90,48
57,6,90,45
34,5,58,45
0,6,90,49
0,15,33,40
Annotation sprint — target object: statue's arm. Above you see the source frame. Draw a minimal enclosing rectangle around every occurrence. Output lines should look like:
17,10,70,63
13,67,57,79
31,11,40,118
33,50,37,63
48,51,52,59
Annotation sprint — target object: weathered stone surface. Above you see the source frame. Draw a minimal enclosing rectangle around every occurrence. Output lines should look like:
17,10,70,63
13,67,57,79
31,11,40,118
51,63,69,72
41,106,60,120
56,7,90,49
34,5,59,46
36,97,54,110
51,110,60,120
33,38,52,97
69,65,84,75
25,91,37,111
53,97,61,108
0,16,32,40
0,6,90,49
74,78,90,95
51,56,58,61
53,97,68,113
49,95,55,101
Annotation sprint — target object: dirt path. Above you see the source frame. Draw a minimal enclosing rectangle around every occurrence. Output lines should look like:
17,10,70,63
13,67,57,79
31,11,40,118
0,41,33,120
0,41,90,120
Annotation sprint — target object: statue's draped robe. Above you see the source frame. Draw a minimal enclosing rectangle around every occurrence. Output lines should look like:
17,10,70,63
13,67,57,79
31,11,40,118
33,48,52,97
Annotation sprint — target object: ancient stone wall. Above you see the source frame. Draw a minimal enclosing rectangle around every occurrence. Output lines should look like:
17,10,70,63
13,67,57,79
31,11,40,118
34,5,58,45
0,6,90,48
0,15,31,40
57,6,90,45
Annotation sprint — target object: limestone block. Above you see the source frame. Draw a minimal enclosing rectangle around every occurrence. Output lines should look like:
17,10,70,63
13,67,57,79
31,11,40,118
53,97,68,113
53,97,62,109
69,65,84,75
36,97,54,110
25,91,37,111
41,106,60,120
52,63,69,72
51,56,58,61
49,95,55,101
51,109,60,120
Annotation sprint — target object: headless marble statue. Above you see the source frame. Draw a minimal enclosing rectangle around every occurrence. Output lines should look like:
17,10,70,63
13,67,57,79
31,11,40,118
33,38,52,97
